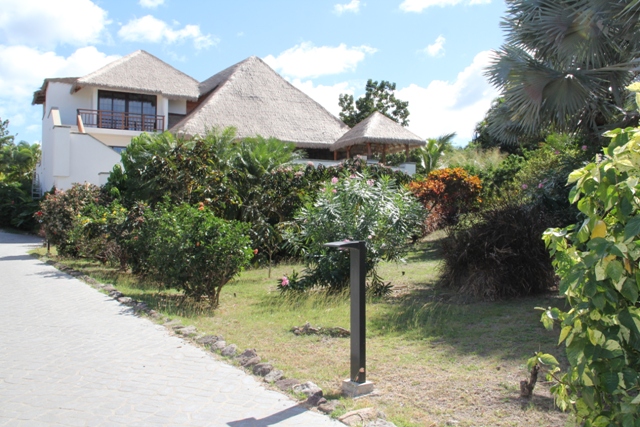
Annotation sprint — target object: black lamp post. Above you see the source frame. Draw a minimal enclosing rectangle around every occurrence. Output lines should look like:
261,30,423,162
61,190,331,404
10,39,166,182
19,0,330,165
324,240,374,397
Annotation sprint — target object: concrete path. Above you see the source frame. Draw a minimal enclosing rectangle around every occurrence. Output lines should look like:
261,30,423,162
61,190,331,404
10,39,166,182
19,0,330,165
0,231,343,427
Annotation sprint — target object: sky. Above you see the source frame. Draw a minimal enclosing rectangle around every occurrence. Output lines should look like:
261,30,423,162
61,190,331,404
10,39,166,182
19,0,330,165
0,0,507,147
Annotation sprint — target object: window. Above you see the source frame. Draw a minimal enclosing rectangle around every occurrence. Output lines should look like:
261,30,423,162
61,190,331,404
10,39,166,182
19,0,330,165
97,90,158,131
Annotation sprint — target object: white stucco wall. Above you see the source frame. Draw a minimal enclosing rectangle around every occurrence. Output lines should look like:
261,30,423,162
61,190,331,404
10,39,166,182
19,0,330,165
37,105,122,193
45,82,92,126
51,132,121,190
168,99,187,114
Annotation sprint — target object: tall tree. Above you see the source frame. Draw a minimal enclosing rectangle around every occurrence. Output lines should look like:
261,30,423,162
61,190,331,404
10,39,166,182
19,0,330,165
338,79,410,127
485,0,640,147
0,119,40,188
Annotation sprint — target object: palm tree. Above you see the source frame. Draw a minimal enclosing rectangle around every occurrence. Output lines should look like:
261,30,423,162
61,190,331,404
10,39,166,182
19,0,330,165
485,0,640,147
416,132,456,175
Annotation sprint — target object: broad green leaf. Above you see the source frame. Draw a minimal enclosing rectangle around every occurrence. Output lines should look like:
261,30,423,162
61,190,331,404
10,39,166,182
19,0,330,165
606,260,624,283
559,326,572,344
602,371,621,393
582,386,595,409
588,328,605,346
621,278,639,303
568,168,588,184
537,354,559,367
592,293,606,310
577,218,591,243
625,217,640,241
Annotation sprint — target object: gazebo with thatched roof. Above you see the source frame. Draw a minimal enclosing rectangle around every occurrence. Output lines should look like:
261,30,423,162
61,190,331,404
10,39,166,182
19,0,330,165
331,111,425,163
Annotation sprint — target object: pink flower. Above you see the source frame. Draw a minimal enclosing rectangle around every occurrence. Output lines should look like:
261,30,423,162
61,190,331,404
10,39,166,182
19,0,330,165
538,183,544,189
332,189,337,193
350,174,356,179
367,235,373,239
581,145,588,151
522,184,528,190
331,177,339,184
281,276,289,286
307,161,314,167
554,150,560,155
366,179,374,186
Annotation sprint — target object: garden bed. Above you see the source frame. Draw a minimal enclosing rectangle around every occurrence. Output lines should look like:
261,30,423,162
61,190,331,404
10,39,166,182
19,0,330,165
32,233,570,427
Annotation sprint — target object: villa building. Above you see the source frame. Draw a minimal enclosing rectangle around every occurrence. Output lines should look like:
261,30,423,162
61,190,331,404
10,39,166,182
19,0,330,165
33,50,424,193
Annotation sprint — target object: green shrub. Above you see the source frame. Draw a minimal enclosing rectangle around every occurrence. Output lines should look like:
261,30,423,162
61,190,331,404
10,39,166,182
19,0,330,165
282,172,425,293
144,202,253,307
539,122,640,425
0,182,39,231
38,183,103,256
70,200,131,268
440,201,561,299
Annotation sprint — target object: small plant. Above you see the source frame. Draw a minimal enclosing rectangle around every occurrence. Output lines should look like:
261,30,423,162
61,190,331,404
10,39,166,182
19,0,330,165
282,172,425,293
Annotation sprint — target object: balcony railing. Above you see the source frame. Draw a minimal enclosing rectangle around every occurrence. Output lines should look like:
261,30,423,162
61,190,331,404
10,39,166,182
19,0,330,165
78,109,164,132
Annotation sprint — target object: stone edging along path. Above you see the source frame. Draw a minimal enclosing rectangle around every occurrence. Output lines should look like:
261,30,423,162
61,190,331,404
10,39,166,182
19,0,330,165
39,257,345,414
34,255,397,427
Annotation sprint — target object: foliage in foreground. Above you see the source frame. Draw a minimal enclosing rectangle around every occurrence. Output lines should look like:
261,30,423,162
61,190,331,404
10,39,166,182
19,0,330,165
540,123,640,426
282,172,425,294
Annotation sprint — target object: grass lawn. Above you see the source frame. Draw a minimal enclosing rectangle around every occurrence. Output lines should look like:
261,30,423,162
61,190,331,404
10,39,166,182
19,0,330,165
32,232,572,427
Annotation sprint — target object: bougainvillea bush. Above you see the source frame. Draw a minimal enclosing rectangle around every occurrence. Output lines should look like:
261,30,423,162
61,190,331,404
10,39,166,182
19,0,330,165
281,172,425,294
407,167,482,233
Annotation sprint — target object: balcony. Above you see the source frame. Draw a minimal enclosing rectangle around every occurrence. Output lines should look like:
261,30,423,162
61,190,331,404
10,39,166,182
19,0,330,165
78,109,164,132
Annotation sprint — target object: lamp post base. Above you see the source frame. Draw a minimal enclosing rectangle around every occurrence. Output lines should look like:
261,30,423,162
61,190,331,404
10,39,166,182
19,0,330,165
342,379,374,398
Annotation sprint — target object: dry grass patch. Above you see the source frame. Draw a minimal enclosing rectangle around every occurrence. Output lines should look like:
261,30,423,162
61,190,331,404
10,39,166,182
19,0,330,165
31,233,573,427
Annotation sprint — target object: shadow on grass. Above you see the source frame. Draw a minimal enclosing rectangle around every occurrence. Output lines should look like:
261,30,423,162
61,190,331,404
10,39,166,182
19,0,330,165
369,284,566,360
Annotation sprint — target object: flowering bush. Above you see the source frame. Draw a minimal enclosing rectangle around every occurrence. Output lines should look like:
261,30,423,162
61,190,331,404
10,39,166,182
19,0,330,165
37,183,103,256
144,202,253,307
407,167,482,233
282,172,425,293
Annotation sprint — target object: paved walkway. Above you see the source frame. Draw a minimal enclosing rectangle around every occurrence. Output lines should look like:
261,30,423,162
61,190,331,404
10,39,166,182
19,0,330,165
0,231,342,427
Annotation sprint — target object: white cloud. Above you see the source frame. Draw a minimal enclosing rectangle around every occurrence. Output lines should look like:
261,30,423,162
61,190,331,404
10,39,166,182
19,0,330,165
422,35,446,57
139,0,165,8
263,42,377,79
0,0,109,47
399,0,489,12
0,45,120,100
334,0,361,15
0,45,119,142
118,15,217,50
396,51,498,145
290,79,354,117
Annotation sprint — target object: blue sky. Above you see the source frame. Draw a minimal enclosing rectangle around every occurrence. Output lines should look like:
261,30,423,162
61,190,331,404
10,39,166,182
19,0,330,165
0,0,506,146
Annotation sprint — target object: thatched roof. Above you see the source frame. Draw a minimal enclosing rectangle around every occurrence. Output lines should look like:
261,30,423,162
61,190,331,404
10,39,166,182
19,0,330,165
331,111,425,152
32,77,79,105
71,50,199,100
171,56,350,149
